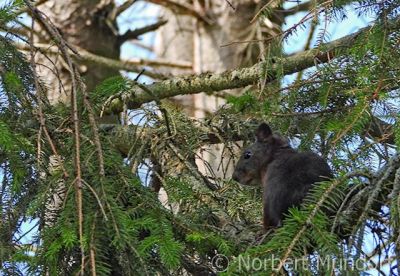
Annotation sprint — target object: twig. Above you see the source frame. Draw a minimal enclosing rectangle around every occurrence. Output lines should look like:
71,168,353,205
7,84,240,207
271,106,349,117
109,0,137,21
224,0,327,47
250,0,281,24
349,154,400,249
89,239,97,276
295,16,318,82
281,1,314,17
129,40,154,52
82,180,108,221
167,143,218,191
224,0,235,11
134,81,173,136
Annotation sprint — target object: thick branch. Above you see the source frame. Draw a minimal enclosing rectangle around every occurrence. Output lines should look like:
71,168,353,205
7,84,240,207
118,19,168,44
107,21,387,112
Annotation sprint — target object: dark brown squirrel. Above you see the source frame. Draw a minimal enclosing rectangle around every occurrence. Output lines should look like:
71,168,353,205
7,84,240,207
232,123,333,230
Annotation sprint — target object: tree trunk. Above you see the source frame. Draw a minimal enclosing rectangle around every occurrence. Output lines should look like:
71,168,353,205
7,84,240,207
34,0,120,104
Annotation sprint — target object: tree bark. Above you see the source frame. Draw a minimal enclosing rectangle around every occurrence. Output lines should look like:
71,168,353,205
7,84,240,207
33,0,120,104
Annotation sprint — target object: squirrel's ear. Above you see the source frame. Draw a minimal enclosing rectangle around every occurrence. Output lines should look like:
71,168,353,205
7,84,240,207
256,123,272,142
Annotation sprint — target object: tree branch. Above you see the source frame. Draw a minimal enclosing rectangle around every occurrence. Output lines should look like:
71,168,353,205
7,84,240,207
101,123,250,156
118,19,168,44
107,21,393,112
103,111,395,158
15,42,187,79
365,117,395,145
109,0,137,21
281,1,314,17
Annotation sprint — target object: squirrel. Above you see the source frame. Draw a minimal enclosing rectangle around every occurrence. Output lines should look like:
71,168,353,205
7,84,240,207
232,123,333,230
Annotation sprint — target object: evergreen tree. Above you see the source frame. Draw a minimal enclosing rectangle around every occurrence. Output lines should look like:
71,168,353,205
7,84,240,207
0,0,399,274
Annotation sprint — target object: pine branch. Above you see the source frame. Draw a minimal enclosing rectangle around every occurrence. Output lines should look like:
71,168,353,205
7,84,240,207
106,18,400,113
102,109,395,158
350,154,400,247
24,1,86,273
99,123,249,157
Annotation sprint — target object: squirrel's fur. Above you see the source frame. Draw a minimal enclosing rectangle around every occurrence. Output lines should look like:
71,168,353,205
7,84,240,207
232,123,332,229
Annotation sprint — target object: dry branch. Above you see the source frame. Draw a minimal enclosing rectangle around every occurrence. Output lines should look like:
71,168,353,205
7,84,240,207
118,19,168,43
109,0,137,21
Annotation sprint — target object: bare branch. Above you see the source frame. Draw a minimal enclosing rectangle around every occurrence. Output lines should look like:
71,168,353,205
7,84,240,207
281,1,314,17
118,19,168,44
224,0,235,11
125,56,192,69
109,0,137,21
250,0,282,23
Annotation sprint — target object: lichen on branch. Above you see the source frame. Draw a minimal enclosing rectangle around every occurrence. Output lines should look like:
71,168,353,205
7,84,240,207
107,18,400,113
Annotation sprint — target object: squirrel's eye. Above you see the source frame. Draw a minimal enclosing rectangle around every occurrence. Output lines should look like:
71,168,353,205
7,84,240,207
244,151,252,159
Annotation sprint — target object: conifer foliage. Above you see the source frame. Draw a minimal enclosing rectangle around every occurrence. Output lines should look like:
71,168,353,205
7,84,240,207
0,0,400,275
